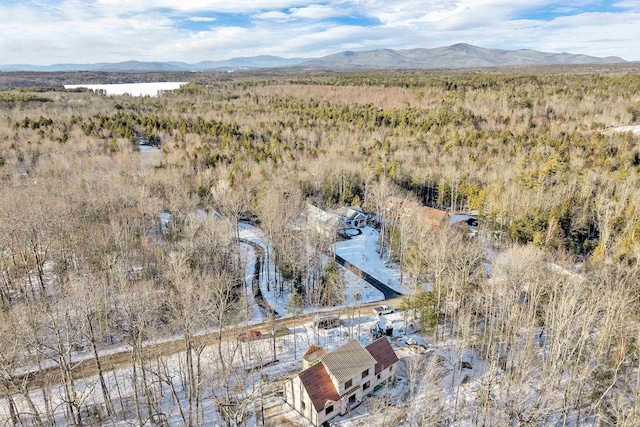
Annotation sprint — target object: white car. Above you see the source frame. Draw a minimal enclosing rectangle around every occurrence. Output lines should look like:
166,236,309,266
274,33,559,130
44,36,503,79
373,305,395,316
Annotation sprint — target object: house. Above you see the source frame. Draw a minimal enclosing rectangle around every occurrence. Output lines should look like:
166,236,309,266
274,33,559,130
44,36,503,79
284,338,399,426
305,203,343,236
387,196,449,230
334,206,368,229
305,203,368,236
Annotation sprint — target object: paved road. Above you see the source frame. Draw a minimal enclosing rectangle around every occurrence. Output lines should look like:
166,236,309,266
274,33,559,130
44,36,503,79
334,254,403,300
17,296,404,391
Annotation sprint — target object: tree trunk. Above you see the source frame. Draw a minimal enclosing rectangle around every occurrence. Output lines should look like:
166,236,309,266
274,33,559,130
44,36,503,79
88,318,114,417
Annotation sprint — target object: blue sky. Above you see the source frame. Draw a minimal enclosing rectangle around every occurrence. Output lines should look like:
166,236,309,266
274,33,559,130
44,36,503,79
1,0,639,64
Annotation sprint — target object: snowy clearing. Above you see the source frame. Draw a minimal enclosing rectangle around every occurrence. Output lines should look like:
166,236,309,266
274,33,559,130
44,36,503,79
335,227,413,294
238,223,385,317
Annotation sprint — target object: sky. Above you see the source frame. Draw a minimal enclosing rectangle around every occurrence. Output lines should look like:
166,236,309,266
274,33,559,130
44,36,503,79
1,0,639,65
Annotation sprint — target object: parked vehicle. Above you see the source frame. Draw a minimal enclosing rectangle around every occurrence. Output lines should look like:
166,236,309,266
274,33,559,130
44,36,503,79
313,315,340,329
238,330,262,341
373,305,395,316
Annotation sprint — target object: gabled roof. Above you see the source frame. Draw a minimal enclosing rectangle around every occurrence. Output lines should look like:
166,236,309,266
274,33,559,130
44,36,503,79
298,362,341,412
365,337,399,374
295,339,399,413
387,196,448,229
334,206,366,220
420,206,448,228
320,339,377,384
304,344,325,358
306,203,343,231
303,345,327,364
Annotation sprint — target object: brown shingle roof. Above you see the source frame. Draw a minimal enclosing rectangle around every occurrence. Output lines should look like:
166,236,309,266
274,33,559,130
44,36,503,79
420,206,448,228
387,197,448,229
298,362,341,412
365,338,399,374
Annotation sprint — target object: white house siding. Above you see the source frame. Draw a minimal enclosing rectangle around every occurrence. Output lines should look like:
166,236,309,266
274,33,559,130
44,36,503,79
284,377,314,424
284,339,398,425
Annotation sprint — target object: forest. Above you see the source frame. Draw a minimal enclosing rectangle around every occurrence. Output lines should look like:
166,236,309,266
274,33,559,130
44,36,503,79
0,67,640,426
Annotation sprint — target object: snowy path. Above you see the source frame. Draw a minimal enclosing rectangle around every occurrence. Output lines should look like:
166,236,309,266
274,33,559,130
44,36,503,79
240,243,265,322
238,222,384,315
239,238,279,318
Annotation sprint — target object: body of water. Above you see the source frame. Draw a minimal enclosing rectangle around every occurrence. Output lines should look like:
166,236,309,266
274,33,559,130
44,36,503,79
64,82,188,97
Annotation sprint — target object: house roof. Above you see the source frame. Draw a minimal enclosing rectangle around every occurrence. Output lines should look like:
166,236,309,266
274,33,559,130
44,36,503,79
420,206,448,228
387,197,448,229
296,339,399,413
306,203,343,231
365,337,399,375
304,344,324,358
303,345,327,364
320,339,377,384
298,362,341,412
334,206,366,220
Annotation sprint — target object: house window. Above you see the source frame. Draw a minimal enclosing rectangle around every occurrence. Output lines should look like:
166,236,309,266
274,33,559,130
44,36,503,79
301,401,306,411
349,394,356,405
362,369,369,379
363,381,370,391
377,374,381,380
345,379,352,389
326,405,334,415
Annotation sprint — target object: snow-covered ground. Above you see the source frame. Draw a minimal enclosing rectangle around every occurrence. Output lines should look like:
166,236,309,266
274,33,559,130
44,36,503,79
335,227,413,294
64,82,187,97
0,221,421,425
449,214,474,225
240,242,265,323
0,311,407,426
4,213,597,426
239,223,384,317
609,124,640,135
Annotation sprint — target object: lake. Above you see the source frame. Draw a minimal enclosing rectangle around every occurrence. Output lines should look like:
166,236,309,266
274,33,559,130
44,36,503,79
64,82,188,97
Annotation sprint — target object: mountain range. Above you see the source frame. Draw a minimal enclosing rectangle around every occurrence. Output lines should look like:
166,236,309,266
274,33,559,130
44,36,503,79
0,44,626,72
0,56,309,72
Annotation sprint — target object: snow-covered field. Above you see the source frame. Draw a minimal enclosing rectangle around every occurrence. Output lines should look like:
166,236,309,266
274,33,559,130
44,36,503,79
335,227,413,294
64,82,187,97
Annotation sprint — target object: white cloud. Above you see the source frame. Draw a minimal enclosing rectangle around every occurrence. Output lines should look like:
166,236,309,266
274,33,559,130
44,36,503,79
613,0,640,9
253,11,292,20
187,16,217,22
288,4,353,19
94,0,319,14
1,0,639,64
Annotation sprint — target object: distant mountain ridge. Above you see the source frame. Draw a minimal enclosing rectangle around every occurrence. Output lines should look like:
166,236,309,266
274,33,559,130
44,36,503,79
301,43,627,69
0,56,310,72
0,44,626,72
